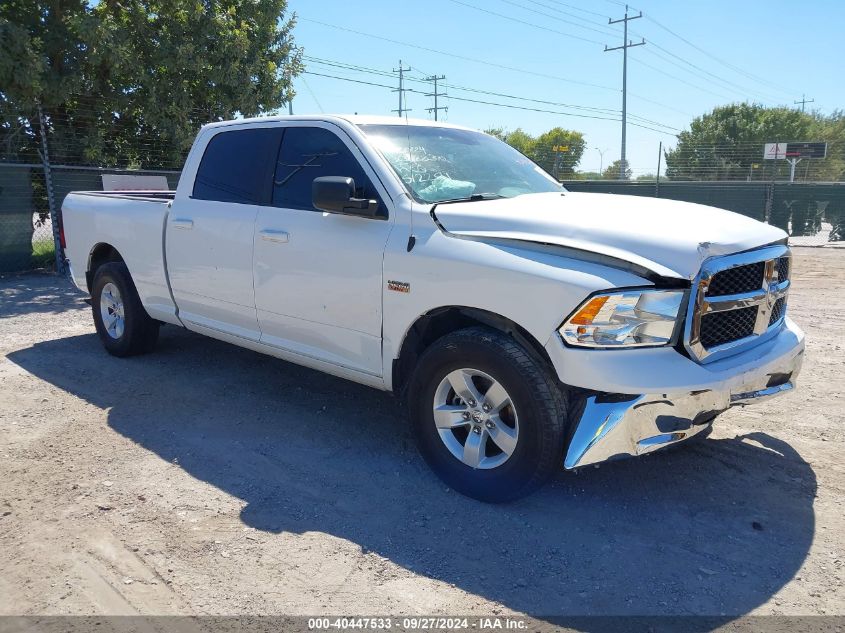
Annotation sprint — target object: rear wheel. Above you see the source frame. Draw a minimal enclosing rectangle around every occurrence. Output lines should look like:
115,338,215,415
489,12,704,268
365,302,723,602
91,262,159,357
408,327,569,502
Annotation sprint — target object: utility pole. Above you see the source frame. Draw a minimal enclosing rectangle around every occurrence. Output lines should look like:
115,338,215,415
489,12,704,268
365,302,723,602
392,60,412,117
605,5,644,180
425,75,448,121
794,94,814,112
655,141,662,196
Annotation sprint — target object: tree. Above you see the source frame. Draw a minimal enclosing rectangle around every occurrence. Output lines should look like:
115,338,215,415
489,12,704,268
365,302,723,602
0,0,302,167
572,171,602,180
664,104,815,181
811,110,845,182
530,128,585,179
486,126,585,178
602,159,631,180
484,127,535,156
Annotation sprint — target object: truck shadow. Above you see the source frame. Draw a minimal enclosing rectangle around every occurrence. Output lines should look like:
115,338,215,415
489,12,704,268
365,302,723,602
8,327,816,621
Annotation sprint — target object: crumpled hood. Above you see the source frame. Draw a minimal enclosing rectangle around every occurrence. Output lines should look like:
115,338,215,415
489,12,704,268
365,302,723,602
433,191,787,280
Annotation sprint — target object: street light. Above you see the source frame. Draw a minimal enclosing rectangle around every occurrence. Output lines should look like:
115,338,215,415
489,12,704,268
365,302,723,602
595,147,608,177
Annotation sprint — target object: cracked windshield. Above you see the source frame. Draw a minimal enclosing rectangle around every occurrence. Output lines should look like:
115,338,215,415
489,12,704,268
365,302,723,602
359,124,564,203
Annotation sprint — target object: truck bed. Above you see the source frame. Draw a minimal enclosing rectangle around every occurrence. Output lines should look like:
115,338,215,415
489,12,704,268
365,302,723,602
65,190,176,202
62,190,180,325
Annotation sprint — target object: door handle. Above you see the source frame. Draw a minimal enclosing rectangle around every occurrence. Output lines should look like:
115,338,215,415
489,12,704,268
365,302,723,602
171,218,194,230
260,229,290,244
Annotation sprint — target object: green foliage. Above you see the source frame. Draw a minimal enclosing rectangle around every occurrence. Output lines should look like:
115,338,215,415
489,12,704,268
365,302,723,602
665,103,845,181
504,128,536,155
531,128,585,178
571,171,602,180
602,159,631,180
0,0,302,167
485,126,585,178
812,111,845,181
32,239,56,270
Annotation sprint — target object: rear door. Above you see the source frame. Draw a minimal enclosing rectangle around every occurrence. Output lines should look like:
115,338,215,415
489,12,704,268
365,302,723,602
253,123,394,375
166,126,282,340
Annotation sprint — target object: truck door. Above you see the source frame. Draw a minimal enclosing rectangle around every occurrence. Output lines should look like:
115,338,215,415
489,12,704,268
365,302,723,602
166,126,281,340
253,124,394,376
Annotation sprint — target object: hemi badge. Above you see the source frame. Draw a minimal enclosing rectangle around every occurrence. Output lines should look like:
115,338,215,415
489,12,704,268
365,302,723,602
388,280,410,293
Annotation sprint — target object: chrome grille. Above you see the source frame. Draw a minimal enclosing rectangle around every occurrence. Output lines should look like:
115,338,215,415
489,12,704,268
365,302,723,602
768,297,786,326
707,261,765,296
685,245,791,363
775,256,791,283
699,306,758,348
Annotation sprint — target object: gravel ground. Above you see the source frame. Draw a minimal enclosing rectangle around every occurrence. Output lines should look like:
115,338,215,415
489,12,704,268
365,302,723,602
0,248,843,619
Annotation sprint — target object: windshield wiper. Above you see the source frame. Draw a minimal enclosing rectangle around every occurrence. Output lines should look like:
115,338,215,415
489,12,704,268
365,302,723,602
434,193,506,205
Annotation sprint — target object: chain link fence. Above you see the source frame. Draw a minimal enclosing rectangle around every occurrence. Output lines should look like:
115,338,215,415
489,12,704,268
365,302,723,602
1,96,190,273
3,98,844,273
561,180,845,246
0,161,181,273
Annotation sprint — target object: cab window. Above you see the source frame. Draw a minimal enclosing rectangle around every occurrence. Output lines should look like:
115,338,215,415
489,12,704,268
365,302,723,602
193,128,280,204
273,127,380,212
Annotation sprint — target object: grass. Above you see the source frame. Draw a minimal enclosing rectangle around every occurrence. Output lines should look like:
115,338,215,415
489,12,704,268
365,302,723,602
32,239,57,270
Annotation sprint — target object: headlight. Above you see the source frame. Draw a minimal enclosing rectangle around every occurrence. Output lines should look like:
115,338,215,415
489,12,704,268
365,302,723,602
560,289,685,348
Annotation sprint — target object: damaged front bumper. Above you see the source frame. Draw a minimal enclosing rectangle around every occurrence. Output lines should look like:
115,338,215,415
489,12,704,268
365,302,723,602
562,320,805,470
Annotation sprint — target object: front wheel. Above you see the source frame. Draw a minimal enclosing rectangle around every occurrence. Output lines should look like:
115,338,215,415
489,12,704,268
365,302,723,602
408,327,569,503
91,262,159,357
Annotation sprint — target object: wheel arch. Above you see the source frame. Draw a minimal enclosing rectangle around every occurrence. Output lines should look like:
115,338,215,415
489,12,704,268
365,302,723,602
392,306,555,398
86,243,126,292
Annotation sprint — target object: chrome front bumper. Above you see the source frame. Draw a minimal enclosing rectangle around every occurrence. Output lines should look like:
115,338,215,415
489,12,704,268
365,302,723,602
563,331,805,470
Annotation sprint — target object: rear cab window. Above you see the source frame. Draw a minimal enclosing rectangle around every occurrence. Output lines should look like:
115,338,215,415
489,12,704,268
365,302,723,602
192,128,282,204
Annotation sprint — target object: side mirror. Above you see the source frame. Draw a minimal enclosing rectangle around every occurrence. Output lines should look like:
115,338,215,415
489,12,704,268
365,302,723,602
312,176,379,218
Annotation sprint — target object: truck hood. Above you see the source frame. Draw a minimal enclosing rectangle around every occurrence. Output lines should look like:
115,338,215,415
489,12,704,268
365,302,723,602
432,191,787,280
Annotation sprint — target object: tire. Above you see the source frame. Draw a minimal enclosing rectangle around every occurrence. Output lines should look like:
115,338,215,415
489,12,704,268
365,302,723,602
408,326,569,503
91,261,159,357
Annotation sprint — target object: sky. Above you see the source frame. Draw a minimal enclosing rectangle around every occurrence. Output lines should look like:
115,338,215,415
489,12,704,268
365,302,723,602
287,0,843,176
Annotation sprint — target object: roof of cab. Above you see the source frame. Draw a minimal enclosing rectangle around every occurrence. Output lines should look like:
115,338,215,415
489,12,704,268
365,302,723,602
201,114,476,132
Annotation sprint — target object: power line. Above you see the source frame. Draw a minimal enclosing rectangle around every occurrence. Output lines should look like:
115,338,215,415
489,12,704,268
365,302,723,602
302,71,621,122
492,0,618,37
300,76,324,113
303,55,682,131
299,17,616,91
598,2,797,103
304,55,621,116
298,17,695,119
498,0,783,104
604,4,645,179
301,70,678,135
446,0,604,45
641,14,799,98
638,39,785,104
535,0,612,20
630,56,736,103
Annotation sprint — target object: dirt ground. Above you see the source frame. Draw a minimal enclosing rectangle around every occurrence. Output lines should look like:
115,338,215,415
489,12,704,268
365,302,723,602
0,248,843,620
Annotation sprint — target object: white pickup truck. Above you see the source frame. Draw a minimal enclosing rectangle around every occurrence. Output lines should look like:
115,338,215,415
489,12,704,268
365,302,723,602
62,115,804,502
